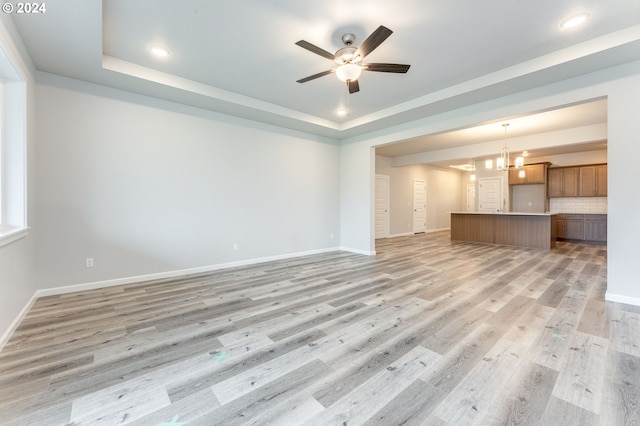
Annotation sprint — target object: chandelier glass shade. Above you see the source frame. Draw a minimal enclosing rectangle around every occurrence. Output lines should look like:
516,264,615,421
496,146,509,172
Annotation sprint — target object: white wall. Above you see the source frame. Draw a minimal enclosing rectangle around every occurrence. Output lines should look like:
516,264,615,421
339,142,375,254
34,74,341,289
0,14,37,347
375,155,462,236
536,149,607,167
425,166,463,230
607,72,640,303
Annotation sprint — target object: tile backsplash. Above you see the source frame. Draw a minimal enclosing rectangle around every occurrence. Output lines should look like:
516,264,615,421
549,197,607,214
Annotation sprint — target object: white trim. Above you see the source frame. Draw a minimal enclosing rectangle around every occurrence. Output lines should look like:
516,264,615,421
340,247,376,256
0,226,28,248
388,232,415,238
387,228,449,239
36,247,343,297
375,174,390,239
0,290,37,352
605,292,640,307
412,178,427,233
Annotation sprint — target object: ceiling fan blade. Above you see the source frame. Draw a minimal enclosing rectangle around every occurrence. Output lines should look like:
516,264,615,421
295,40,336,61
356,25,393,59
296,69,334,83
364,63,411,73
348,79,360,94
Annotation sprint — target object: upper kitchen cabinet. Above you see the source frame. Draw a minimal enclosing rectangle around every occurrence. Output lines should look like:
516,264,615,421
548,167,579,197
548,164,607,198
508,163,547,185
579,164,608,196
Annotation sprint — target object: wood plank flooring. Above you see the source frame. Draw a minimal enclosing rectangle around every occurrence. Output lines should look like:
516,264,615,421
0,231,635,425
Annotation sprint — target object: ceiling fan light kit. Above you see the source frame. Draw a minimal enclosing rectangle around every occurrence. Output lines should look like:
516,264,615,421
336,63,362,82
295,25,410,93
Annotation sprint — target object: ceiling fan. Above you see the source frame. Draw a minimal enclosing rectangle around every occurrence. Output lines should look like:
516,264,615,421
295,25,410,94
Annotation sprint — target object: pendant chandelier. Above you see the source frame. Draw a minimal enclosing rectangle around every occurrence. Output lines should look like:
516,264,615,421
485,123,524,172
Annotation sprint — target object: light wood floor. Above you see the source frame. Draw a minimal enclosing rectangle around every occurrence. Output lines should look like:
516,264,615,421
0,232,636,425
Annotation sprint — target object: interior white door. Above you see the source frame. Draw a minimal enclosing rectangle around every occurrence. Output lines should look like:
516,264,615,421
466,184,476,212
375,175,390,239
413,178,426,233
478,177,503,212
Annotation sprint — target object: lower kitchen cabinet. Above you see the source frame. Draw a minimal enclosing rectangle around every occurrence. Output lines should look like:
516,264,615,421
584,215,607,242
556,214,584,240
556,214,607,243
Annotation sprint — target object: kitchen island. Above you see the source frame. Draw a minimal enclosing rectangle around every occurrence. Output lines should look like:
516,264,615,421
451,212,557,250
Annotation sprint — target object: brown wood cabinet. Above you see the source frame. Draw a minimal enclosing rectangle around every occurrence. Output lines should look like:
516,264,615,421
548,164,606,198
451,212,556,249
579,165,607,196
509,164,546,185
556,214,606,242
548,167,578,197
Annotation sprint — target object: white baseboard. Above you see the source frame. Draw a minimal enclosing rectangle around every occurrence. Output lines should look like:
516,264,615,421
1,247,344,348
0,292,39,352
385,228,450,239
340,247,376,256
36,247,343,298
387,232,414,238
605,292,640,307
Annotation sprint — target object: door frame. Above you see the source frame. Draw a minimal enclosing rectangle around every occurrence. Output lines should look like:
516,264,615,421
413,178,427,233
466,183,476,212
375,174,390,239
478,176,504,212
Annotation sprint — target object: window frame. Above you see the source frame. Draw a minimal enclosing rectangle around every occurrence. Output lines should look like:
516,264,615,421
0,42,28,248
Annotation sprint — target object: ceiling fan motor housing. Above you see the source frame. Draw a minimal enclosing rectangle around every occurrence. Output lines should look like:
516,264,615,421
335,46,360,64
341,33,356,46
336,34,360,64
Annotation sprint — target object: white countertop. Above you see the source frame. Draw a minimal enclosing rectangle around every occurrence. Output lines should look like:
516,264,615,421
450,211,557,216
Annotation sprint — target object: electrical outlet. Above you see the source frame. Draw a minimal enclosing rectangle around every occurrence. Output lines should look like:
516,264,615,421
85,257,94,268
233,243,239,251
330,233,334,240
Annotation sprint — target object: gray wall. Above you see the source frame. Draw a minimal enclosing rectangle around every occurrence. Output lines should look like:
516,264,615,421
511,185,546,213
375,155,462,236
34,74,341,289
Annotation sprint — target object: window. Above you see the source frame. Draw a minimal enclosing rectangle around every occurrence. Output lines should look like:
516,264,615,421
0,42,28,247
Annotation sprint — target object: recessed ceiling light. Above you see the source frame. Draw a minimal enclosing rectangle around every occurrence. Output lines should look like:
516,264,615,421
149,45,170,57
560,13,590,30
336,108,349,116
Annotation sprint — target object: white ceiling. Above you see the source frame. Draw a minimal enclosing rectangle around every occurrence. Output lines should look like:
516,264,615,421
376,98,608,157
9,0,640,143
